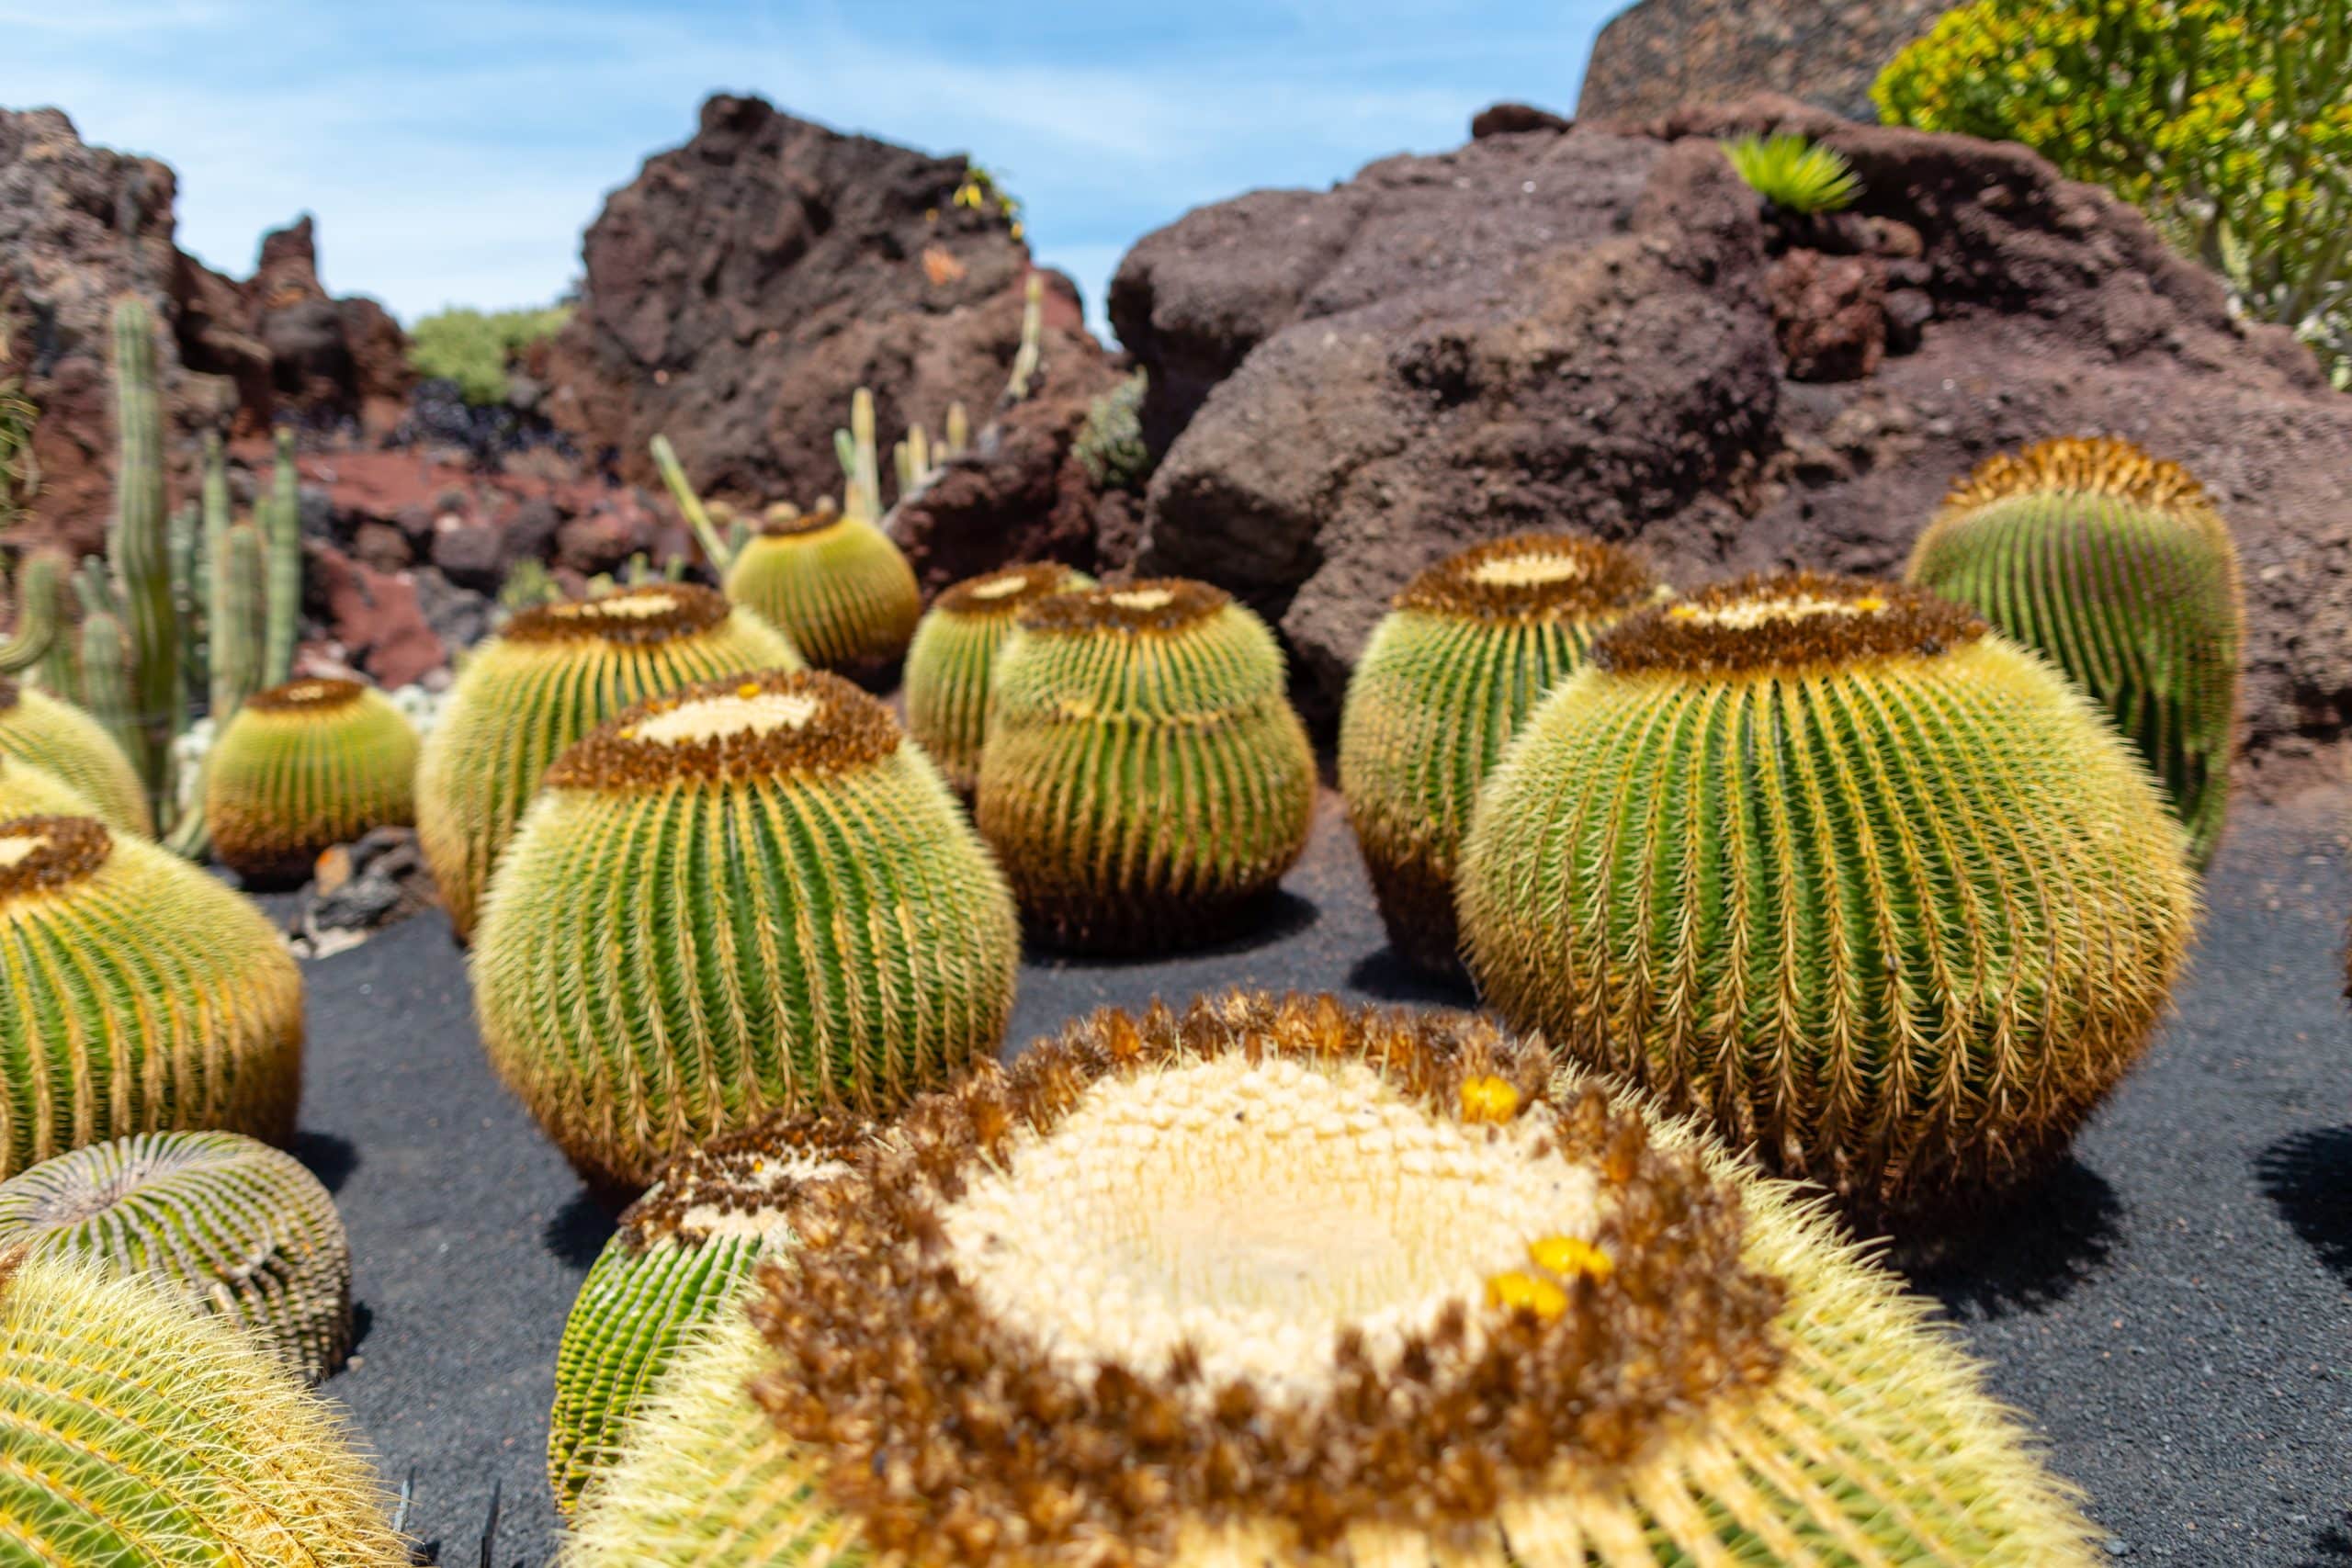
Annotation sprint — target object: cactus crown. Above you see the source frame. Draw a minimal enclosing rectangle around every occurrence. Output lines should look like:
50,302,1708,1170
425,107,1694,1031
1597,570,1984,675
545,670,900,792
617,1110,873,1252
753,499,842,538
1016,578,1229,636
243,676,367,714
1395,533,1662,621
504,583,733,648
0,815,110,898
936,562,1089,617
1942,434,2213,518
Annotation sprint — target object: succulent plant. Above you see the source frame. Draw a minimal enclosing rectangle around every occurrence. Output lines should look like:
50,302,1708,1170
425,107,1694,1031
1340,534,1666,977
548,1109,876,1514
721,500,922,685
566,991,2098,1567
976,580,1315,953
904,562,1095,793
0,675,152,835
0,1249,406,1565
1907,435,2245,868
0,1128,350,1382
1722,130,1862,213
0,752,98,820
206,677,423,885
472,668,1018,1191
1459,571,2196,1224
415,583,802,941
0,814,304,1179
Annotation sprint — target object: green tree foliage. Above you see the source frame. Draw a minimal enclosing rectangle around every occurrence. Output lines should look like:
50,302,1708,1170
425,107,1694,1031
406,304,571,405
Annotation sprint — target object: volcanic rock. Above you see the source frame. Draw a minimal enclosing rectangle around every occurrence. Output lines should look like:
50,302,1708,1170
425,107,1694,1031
1577,0,1955,121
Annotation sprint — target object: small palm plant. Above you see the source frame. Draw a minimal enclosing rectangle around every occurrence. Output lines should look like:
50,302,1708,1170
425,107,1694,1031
1722,132,1861,213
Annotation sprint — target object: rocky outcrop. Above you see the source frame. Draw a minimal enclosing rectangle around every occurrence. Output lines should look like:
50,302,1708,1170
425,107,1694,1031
1113,95,2352,794
1577,0,1953,121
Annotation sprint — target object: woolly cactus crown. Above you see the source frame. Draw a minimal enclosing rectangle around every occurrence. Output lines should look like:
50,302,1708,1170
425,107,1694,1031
1393,532,1663,621
1593,569,1984,674
503,581,738,645
934,561,1091,617
542,668,902,791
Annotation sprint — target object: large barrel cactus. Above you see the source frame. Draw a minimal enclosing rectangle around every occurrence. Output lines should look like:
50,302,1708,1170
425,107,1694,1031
566,992,2098,1568
976,580,1315,952
207,677,422,884
904,561,1094,793
0,1251,406,1565
0,675,152,836
415,583,802,940
1907,435,2244,867
0,753,97,820
0,814,303,1180
0,1129,350,1382
472,669,1019,1191
1460,571,2196,1224
1340,533,1666,977
722,501,922,685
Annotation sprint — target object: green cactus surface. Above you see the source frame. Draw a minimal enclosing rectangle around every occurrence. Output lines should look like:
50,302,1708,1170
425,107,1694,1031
0,754,97,821
415,583,803,941
1339,534,1666,977
0,1250,406,1566
109,298,178,813
722,502,921,684
904,562,1095,793
207,677,422,885
976,580,1315,953
0,675,153,836
1458,571,2197,1225
472,669,1018,1191
1907,436,2245,868
0,1129,350,1382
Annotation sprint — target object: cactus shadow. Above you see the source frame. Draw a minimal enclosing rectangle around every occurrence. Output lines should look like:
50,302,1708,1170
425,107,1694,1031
346,1301,373,1358
290,1131,359,1194
1896,1158,2122,1321
542,1190,619,1269
2296,1521,2352,1564
1345,950,1477,1009
1025,890,1320,970
2256,1126,2352,1282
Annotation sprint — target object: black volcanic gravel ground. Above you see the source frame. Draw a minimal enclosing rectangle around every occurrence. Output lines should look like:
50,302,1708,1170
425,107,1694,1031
285,791,2352,1566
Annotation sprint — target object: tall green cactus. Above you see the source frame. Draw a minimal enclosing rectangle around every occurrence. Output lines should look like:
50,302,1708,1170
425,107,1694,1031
110,299,176,810
265,427,300,685
0,553,60,675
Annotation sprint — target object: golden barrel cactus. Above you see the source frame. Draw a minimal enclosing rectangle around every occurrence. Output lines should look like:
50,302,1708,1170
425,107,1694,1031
415,583,802,940
0,814,303,1180
472,669,1018,1191
904,561,1095,793
1460,571,2196,1224
0,753,97,820
567,992,2098,1568
1340,533,1666,976
723,501,922,685
207,677,422,884
976,579,1314,953
0,674,151,836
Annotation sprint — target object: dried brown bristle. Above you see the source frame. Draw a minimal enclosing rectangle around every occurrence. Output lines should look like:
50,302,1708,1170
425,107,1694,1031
1014,578,1229,636
616,1108,877,1253
502,584,733,648
1396,533,1663,621
1596,570,1984,676
744,990,1786,1568
935,563,1086,618
753,500,842,539
243,677,368,715
0,815,112,901
1943,434,2213,517
542,668,900,792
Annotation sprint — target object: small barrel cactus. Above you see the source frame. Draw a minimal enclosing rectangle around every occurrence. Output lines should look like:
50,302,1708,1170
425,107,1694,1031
549,1109,876,1513
207,677,423,885
0,674,152,836
0,1129,350,1383
0,752,98,820
1907,435,2245,867
415,583,803,941
0,814,304,1179
976,580,1314,952
722,500,922,685
472,669,1019,1191
904,561,1095,793
0,1250,407,1566
1340,533,1666,977
1460,571,2196,1224
566,992,2098,1568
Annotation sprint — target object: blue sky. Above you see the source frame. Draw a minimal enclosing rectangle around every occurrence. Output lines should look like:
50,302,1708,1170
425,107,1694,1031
0,2,1610,344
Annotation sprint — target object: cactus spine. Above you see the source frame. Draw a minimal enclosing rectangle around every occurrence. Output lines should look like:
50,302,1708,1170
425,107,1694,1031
904,562,1095,793
0,678,150,835
206,677,422,884
0,754,96,820
721,499,922,685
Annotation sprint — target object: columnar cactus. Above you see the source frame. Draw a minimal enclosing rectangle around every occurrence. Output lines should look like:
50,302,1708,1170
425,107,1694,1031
0,675,151,835
0,814,304,1179
904,561,1095,792
472,669,1018,1190
0,753,97,820
567,993,2098,1568
1907,435,2245,867
1459,571,2196,1224
415,583,802,941
0,1251,406,1565
1340,534,1666,976
976,580,1315,953
721,500,922,684
548,1110,876,1513
0,1129,351,1382
207,677,422,884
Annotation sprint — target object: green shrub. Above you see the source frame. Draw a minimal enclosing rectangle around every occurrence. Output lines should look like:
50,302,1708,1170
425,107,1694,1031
1720,133,1861,214
406,304,572,405
1874,0,2352,385
1074,370,1149,491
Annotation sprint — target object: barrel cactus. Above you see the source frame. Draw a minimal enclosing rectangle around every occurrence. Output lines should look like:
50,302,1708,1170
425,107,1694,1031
1340,533,1666,977
1460,571,2196,1224
0,1250,406,1565
976,580,1314,952
722,501,922,685
549,1109,876,1513
1907,436,2245,868
0,814,303,1180
472,668,1018,1191
416,583,802,940
566,992,2098,1568
0,753,97,820
0,1129,350,1382
207,677,422,885
0,674,151,836
904,561,1095,793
